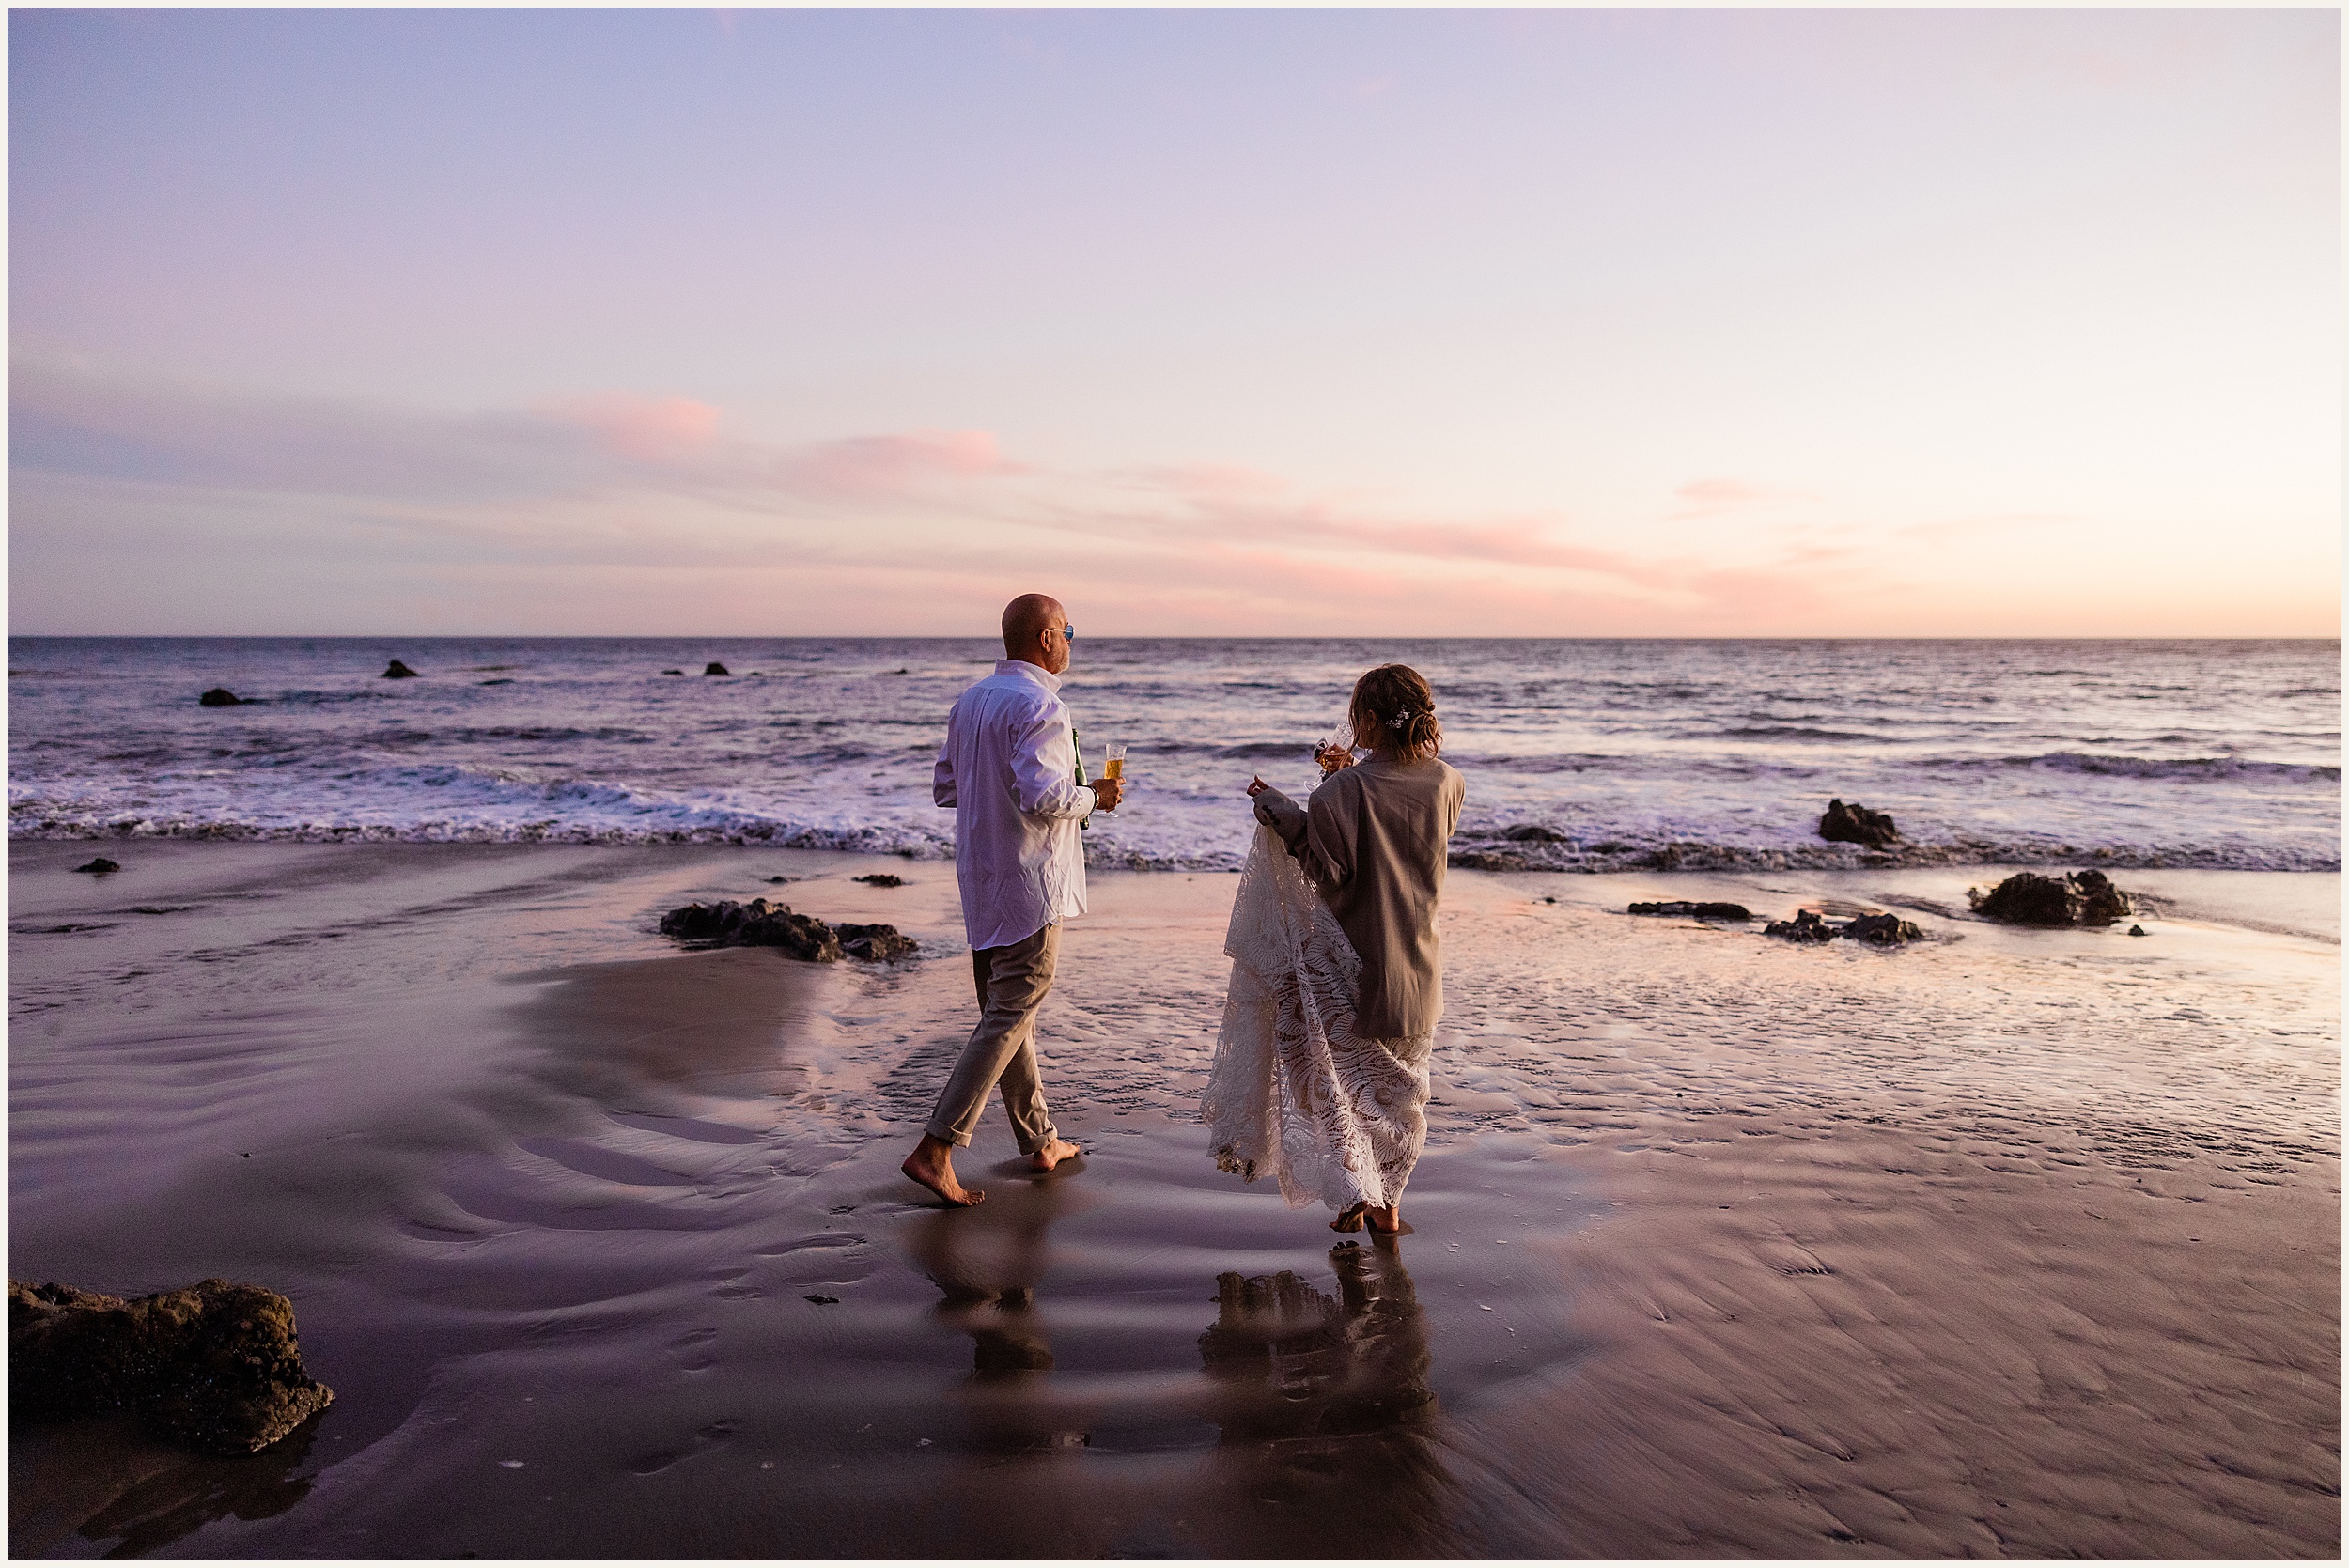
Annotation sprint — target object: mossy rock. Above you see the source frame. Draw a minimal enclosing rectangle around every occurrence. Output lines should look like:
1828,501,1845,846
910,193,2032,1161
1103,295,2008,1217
9,1278,334,1453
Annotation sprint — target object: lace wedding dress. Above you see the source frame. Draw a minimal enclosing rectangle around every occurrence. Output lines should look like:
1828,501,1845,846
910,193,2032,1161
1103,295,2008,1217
1202,823,1435,1213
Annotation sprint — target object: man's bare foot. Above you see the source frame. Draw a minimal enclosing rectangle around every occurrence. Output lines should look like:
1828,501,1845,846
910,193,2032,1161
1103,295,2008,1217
1027,1137,1083,1172
901,1135,983,1207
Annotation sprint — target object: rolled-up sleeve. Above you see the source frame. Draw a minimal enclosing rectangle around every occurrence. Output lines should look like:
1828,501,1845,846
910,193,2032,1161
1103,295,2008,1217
1013,710,1096,820
933,748,957,808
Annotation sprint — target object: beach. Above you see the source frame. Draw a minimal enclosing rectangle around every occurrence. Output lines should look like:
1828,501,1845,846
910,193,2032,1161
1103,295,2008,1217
8,837,2337,1557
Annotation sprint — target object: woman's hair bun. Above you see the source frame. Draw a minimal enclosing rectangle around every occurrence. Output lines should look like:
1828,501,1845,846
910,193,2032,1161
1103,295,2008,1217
1351,666,1440,759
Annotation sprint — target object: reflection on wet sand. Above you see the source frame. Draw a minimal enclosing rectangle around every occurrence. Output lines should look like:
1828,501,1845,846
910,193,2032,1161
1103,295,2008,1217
902,1169,1067,1380
1196,1238,1451,1520
905,1175,1455,1548
7,1411,322,1558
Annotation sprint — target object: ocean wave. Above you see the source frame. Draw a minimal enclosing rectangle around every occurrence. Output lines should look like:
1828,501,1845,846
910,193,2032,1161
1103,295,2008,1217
1440,835,2341,875
1705,725,1885,742
1975,752,2342,783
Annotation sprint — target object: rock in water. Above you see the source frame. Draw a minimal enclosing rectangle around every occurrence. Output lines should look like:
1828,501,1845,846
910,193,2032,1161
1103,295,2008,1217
1817,799,1900,848
1627,900,1753,921
9,1278,334,1453
658,899,922,963
852,873,906,888
198,688,242,706
71,857,121,875
2068,869,2131,926
381,660,419,679
1843,912,1924,945
1764,909,1840,943
704,662,730,676
660,898,842,960
1968,870,2133,927
837,923,918,961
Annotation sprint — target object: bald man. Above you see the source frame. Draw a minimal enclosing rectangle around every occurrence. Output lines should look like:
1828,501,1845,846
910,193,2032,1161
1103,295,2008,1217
901,594,1123,1207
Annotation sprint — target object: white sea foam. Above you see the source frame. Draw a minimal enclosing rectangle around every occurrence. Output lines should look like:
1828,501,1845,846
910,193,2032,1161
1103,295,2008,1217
8,636,2339,871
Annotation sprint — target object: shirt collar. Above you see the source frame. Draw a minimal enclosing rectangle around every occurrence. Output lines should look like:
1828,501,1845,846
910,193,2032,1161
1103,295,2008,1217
995,658,1062,693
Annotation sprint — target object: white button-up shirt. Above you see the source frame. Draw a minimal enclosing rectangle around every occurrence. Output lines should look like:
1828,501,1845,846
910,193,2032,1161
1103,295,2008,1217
933,659,1096,951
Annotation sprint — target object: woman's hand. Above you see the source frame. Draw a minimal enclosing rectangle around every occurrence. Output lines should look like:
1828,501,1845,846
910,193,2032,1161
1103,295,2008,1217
1246,775,1271,798
1315,744,1358,778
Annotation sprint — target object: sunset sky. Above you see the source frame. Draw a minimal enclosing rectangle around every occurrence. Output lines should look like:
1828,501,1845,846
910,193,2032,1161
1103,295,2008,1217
9,8,2340,637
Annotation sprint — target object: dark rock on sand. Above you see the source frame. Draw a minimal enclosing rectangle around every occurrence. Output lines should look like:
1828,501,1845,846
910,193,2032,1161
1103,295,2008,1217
1765,908,1925,945
2129,924,2148,937
1628,900,1753,922
837,924,919,961
1818,799,1900,848
1844,912,1925,945
1764,909,1841,943
382,660,419,679
704,662,730,676
1968,870,2132,927
9,1278,334,1454
660,898,842,960
658,899,918,963
71,858,120,875
198,688,243,706
853,873,906,888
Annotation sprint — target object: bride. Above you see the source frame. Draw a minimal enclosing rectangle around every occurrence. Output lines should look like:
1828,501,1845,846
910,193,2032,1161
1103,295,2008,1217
1202,664,1466,1234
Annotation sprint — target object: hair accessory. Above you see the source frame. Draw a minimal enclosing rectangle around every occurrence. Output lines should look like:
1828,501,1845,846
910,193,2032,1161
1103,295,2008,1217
1387,708,1413,730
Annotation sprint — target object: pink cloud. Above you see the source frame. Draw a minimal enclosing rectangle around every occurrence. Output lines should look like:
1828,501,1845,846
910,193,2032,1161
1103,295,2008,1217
1674,477,1764,506
774,429,1030,499
553,394,721,463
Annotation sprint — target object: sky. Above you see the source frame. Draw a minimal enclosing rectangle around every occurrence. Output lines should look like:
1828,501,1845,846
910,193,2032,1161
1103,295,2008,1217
8,7,2341,638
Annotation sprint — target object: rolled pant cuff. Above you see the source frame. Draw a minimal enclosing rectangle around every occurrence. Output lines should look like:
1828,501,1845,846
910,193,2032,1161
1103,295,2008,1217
925,1119,975,1148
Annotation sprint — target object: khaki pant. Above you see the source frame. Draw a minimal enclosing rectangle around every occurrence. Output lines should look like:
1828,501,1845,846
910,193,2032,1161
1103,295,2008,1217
925,923,1060,1155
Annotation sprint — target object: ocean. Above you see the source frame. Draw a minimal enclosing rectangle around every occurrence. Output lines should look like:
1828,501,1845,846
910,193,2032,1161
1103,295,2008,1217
7,637,2339,873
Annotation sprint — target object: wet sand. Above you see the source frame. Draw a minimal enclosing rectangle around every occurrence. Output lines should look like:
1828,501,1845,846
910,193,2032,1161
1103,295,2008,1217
8,840,2340,1557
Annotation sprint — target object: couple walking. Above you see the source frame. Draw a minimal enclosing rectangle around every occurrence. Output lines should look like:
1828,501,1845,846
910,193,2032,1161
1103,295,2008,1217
901,593,1465,1234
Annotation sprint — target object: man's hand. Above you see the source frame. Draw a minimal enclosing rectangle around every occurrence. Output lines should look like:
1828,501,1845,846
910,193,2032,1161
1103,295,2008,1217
1090,775,1124,813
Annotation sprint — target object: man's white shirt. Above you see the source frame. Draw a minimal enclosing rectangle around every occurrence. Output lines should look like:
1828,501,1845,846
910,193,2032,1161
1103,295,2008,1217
933,659,1096,951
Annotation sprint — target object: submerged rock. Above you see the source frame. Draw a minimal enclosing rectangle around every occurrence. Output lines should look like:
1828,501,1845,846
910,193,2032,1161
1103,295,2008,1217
1968,870,2132,927
837,924,919,961
1627,900,1752,922
1764,909,1841,943
71,857,120,875
704,662,730,676
1818,799,1899,848
852,873,906,888
198,688,243,706
1764,908,1923,945
9,1278,334,1453
381,660,419,678
657,898,916,963
1843,912,1925,945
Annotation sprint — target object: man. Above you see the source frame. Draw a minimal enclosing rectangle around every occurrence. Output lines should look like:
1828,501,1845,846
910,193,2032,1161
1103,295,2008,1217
900,593,1122,1208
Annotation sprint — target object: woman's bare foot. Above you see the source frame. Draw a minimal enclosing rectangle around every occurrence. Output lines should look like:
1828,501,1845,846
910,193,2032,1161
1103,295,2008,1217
1363,1203,1402,1234
901,1135,983,1207
1027,1137,1083,1172
1330,1203,1367,1233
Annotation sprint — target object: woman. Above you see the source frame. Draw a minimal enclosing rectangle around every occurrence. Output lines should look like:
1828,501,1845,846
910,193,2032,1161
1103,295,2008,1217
1202,664,1466,1234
